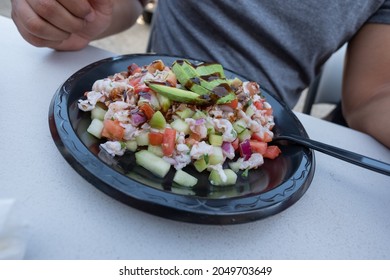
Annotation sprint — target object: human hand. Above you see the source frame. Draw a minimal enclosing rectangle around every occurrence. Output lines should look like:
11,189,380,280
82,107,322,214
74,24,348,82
11,0,114,50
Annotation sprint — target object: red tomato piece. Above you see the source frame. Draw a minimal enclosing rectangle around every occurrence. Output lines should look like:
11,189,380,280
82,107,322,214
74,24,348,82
225,98,239,109
249,140,268,155
231,138,239,150
253,100,263,110
148,132,164,146
251,132,273,143
101,119,125,141
162,128,176,157
263,145,281,159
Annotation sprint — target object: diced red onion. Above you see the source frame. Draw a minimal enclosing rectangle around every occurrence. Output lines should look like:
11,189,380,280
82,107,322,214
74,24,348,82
139,92,151,100
221,141,235,159
195,118,206,126
131,112,146,126
239,139,252,160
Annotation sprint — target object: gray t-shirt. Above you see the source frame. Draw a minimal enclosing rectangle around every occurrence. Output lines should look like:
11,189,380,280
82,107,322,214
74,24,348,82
149,0,390,107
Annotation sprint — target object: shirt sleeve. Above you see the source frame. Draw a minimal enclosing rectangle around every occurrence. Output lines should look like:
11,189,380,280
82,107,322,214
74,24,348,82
368,0,390,24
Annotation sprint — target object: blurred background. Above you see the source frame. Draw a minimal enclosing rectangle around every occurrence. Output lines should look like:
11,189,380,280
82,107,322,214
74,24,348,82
1,1,334,117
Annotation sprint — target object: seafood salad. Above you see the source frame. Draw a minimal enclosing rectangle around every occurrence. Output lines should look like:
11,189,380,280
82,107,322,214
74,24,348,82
78,59,281,187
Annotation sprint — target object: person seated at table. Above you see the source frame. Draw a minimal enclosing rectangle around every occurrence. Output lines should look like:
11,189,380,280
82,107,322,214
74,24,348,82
10,0,390,149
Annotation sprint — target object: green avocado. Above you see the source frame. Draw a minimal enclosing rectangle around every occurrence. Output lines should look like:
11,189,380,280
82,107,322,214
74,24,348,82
152,60,237,106
172,60,211,95
216,92,236,104
195,63,226,79
146,82,209,105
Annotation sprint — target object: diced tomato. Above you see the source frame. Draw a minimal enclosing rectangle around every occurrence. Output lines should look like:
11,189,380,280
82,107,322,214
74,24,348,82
148,132,164,146
139,103,155,120
162,128,176,157
253,100,263,110
251,132,262,142
251,131,273,143
249,140,268,155
225,98,239,109
101,119,125,141
263,133,273,143
231,138,239,150
263,145,281,159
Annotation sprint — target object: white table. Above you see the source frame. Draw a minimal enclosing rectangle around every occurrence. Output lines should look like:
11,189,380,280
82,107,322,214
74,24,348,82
1,16,389,260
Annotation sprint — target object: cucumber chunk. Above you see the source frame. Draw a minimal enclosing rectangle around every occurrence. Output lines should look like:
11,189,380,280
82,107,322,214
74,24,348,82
157,94,171,113
176,107,195,119
193,157,208,172
135,150,171,178
208,146,224,165
209,134,223,147
147,144,164,157
209,169,237,186
170,118,190,135
125,140,138,152
233,119,247,134
238,128,252,142
91,106,107,121
150,111,166,129
173,169,198,187
87,118,104,139
135,131,149,146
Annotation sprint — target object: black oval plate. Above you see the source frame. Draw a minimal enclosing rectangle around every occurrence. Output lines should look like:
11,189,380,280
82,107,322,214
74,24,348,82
49,54,315,224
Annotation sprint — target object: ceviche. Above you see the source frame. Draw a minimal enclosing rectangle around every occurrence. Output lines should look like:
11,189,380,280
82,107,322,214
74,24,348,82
78,59,281,187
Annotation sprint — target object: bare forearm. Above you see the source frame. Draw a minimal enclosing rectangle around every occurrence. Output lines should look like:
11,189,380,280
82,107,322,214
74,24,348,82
342,23,390,149
344,89,390,148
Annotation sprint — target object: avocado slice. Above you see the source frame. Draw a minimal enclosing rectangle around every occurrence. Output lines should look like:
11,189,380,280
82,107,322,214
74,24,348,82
172,60,234,95
146,82,209,105
168,60,237,105
172,60,210,95
195,63,226,79
216,92,236,104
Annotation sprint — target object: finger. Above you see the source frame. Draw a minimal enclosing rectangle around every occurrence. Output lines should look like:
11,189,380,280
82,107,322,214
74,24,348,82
15,22,66,48
56,0,95,20
12,0,70,46
27,0,89,33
